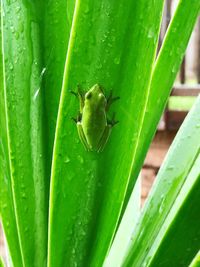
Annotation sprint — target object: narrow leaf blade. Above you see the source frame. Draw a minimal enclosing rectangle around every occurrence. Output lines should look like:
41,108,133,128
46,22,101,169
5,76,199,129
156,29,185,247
104,176,141,267
123,0,200,212
148,153,200,267
189,251,200,267
0,6,23,266
2,1,48,265
43,0,75,168
122,95,200,266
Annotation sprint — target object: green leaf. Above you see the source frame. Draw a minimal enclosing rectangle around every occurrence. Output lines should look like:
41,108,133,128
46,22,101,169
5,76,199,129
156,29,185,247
123,0,200,212
42,0,75,168
168,96,196,111
0,257,5,267
104,176,141,267
189,251,200,267
1,0,48,266
48,1,164,266
0,5,23,267
122,95,200,266
147,153,200,267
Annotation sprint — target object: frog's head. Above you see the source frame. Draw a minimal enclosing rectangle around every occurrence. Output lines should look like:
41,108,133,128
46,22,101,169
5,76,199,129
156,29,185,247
85,84,106,107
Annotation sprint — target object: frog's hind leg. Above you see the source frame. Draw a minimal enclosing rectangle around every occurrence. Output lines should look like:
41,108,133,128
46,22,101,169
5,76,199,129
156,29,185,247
108,113,119,127
77,122,90,151
97,125,112,153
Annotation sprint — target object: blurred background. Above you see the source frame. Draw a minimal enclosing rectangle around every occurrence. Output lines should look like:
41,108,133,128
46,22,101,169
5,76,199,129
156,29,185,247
142,0,200,204
1,0,200,262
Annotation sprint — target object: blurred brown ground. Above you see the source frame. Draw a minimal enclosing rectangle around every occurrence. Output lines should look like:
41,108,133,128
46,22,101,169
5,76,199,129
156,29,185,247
0,130,176,263
141,130,176,205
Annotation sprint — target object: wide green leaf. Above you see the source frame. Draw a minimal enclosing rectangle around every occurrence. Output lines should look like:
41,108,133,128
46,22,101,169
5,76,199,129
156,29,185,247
123,0,200,211
48,1,164,266
122,95,200,266
1,0,47,266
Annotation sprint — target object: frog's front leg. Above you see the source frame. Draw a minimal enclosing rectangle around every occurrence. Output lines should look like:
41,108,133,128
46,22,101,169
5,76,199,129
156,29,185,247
77,122,91,151
71,85,85,112
106,91,120,111
97,125,112,153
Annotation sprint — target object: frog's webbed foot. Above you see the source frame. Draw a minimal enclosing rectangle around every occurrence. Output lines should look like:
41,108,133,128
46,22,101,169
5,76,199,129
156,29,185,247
106,90,120,111
70,85,85,112
108,113,119,127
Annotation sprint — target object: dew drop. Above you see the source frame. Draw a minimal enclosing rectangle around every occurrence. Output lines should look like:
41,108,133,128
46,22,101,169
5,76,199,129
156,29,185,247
172,66,176,73
15,31,19,40
33,88,40,100
77,155,84,164
84,5,90,14
64,156,70,164
114,57,120,65
167,165,174,170
41,67,46,77
2,203,7,209
67,175,73,181
21,193,27,199
9,63,14,70
148,28,154,39
16,6,21,13
19,22,24,33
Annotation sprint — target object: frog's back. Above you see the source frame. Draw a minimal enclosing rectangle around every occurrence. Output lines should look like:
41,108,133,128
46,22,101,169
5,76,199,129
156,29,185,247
82,107,107,150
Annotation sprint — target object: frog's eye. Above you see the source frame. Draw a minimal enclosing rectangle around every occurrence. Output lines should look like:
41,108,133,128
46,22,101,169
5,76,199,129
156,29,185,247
98,93,104,100
99,93,106,104
86,92,92,99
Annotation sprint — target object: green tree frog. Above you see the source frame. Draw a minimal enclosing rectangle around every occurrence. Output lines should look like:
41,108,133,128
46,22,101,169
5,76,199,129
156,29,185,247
72,84,119,152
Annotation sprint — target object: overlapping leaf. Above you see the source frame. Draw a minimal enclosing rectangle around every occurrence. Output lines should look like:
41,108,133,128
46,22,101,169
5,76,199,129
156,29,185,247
1,0,47,265
122,95,200,266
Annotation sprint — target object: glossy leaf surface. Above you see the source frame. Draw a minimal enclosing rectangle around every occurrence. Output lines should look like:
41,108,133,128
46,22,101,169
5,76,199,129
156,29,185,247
48,1,164,266
1,0,47,266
